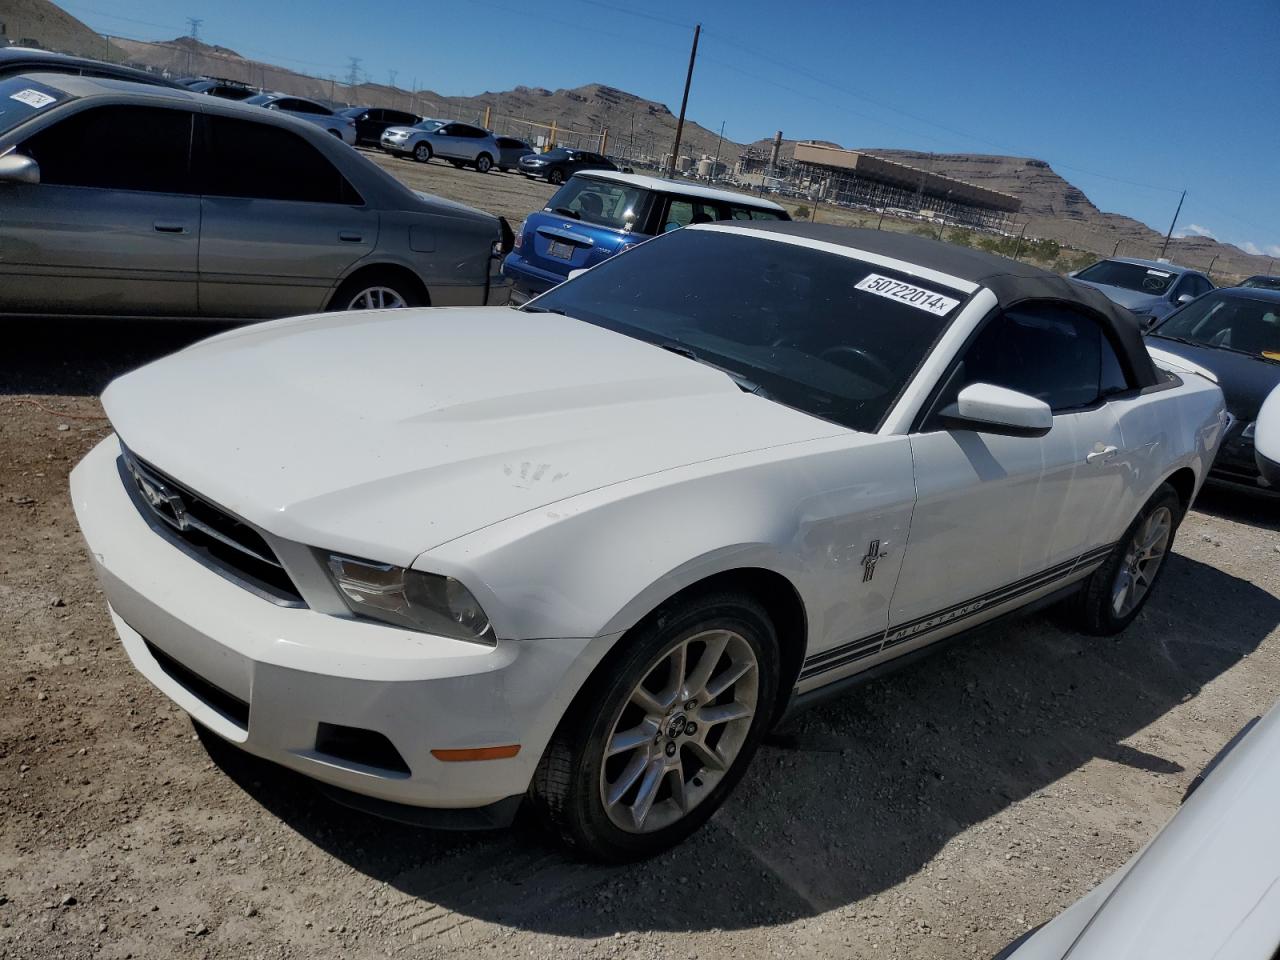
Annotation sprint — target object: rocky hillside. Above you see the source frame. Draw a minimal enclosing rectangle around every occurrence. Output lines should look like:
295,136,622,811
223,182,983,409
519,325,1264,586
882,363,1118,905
0,0,118,58
757,139,1268,279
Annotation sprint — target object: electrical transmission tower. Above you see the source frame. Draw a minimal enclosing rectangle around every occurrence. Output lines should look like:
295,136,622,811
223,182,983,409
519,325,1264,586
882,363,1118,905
389,69,398,89
184,18,202,74
346,57,362,91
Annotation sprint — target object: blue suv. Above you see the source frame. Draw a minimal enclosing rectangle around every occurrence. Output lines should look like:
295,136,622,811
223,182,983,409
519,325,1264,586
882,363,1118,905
502,171,789,302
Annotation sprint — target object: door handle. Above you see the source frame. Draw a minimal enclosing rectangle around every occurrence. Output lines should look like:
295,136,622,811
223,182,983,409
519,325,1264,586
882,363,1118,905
338,232,363,242
153,221,188,234
1085,444,1119,464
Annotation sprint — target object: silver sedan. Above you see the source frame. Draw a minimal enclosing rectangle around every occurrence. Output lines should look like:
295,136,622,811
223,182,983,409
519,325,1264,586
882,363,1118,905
243,92,357,144
381,119,503,173
0,73,512,319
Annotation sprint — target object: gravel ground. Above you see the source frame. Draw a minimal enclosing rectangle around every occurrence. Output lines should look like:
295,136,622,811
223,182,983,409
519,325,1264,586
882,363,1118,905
1,155,1277,960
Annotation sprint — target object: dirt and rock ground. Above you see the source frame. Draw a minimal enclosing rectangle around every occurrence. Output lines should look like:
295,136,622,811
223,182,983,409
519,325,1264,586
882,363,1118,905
2,154,1278,960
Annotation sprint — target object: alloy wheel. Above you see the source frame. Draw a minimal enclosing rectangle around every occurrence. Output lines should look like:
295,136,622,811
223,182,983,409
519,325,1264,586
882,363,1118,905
1111,505,1172,618
345,286,407,310
599,629,759,834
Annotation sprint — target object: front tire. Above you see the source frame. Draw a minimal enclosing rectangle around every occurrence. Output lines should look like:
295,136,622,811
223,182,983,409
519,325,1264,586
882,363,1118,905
548,168,565,185
413,142,432,163
475,153,493,174
532,591,778,862
1071,483,1182,635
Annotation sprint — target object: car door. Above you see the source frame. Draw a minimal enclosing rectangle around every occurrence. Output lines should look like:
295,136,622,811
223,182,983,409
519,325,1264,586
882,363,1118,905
888,302,1125,655
194,112,376,318
0,103,199,316
430,123,463,159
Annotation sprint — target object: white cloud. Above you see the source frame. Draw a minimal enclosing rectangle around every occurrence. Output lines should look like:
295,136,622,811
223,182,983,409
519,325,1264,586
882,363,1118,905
1176,223,1216,239
1239,241,1263,255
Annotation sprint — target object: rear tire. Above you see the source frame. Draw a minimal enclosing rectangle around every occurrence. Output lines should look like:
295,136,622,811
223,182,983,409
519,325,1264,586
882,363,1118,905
475,153,493,174
531,591,778,862
548,168,565,185
328,269,423,311
413,142,432,163
1070,483,1182,635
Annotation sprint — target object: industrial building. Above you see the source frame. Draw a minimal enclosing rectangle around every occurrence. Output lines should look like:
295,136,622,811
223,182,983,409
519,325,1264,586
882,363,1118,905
790,142,1021,229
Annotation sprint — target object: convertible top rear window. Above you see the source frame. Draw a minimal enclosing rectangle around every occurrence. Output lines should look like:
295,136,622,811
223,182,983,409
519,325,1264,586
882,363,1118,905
528,229,969,432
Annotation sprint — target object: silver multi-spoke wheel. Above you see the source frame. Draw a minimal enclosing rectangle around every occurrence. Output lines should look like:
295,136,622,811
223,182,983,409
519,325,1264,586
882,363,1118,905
599,629,759,834
345,286,406,310
1111,505,1172,618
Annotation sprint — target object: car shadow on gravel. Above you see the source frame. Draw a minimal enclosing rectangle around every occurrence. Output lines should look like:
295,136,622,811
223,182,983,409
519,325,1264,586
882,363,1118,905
198,552,1278,938
4,318,238,396
1192,484,1279,532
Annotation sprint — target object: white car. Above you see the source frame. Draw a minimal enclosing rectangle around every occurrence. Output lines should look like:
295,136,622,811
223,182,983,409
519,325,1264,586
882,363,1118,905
1256,382,1280,486
380,119,502,173
70,223,1227,861
996,702,1280,960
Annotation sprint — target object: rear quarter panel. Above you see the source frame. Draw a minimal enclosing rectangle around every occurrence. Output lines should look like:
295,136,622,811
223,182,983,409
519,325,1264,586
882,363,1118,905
1105,372,1226,541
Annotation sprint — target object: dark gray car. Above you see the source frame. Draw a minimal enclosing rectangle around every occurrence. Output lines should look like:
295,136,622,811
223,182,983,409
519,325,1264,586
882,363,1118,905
1071,256,1214,327
0,73,512,319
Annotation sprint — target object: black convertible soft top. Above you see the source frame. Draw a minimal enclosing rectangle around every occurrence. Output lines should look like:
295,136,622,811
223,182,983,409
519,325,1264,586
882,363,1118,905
738,222,1161,389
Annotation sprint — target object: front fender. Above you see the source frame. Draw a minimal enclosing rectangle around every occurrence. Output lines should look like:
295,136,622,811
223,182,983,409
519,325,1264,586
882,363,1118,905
425,433,916,650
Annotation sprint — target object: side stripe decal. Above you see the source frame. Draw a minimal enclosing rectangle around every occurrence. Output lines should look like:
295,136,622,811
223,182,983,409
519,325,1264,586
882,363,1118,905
799,542,1117,682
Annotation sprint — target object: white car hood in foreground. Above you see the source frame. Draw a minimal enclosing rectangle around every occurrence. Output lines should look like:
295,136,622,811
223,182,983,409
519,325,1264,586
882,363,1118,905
103,308,842,565
1010,704,1280,960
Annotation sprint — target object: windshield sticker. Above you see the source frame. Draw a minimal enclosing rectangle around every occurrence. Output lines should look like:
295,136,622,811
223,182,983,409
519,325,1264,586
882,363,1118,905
10,88,55,109
1146,269,1172,278
855,273,960,316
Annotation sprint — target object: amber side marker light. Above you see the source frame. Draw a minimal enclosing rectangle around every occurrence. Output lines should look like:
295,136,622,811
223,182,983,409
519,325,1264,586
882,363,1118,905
430,745,521,762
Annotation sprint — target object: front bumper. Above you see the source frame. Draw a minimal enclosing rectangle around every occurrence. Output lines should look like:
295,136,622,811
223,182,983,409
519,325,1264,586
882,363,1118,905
70,436,596,813
381,138,411,154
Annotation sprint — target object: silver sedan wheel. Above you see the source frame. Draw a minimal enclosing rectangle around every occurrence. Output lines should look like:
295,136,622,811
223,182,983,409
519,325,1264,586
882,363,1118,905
599,628,759,834
1111,505,1172,618
345,286,406,310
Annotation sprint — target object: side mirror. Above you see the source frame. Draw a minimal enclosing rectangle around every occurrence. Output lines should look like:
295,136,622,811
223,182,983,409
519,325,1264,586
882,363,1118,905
940,383,1052,438
1176,293,1195,305
0,152,39,185
567,268,588,281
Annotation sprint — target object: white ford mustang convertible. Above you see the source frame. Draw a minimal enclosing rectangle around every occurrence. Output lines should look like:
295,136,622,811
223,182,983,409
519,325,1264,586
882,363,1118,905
71,223,1226,860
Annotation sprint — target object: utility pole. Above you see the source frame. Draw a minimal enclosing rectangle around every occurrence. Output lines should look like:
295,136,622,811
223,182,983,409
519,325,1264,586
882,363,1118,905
1012,222,1029,260
711,119,725,181
1112,238,1122,257
185,17,201,76
667,23,700,179
1207,254,1219,281
1159,189,1186,259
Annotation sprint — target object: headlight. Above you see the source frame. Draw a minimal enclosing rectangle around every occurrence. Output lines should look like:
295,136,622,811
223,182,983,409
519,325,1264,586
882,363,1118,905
325,554,496,645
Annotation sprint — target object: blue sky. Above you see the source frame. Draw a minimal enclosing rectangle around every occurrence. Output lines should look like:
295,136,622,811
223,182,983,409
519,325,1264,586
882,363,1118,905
65,0,1280,255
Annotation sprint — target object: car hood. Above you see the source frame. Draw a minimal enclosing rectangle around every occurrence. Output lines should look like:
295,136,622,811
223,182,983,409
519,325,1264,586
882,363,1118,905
1145,335,1280,418
1070,279,1163,312
102,308,842,565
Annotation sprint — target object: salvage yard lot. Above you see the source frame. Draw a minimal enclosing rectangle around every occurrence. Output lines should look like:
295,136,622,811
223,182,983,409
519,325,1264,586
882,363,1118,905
1,157,1277,960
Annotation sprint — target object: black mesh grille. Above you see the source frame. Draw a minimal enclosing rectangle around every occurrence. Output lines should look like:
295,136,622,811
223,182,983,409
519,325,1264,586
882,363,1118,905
118,446,304,606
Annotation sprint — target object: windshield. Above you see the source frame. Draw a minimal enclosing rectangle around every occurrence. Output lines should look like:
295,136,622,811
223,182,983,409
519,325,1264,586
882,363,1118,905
1241,276,1280,291
412,120,443,132
1076,259,1177,295
526,229,967,431
0,77,71,137
243,93,275,106
546,177,647,230
1153,292,1280,359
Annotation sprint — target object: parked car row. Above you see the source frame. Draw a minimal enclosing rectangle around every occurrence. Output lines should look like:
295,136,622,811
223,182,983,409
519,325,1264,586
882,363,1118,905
378,119,535,173
1065,256,1277,495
